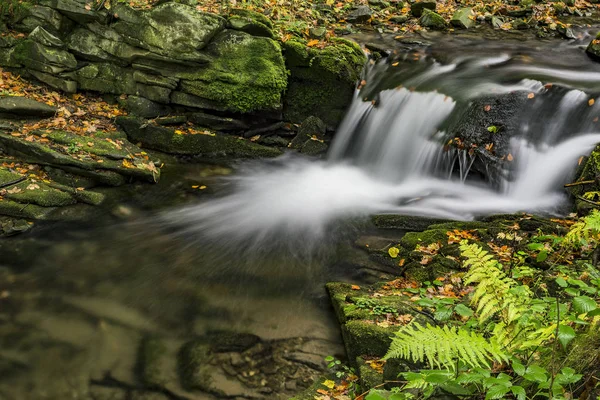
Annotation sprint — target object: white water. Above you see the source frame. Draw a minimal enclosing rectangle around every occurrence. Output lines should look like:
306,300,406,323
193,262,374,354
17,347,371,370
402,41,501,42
167,53,600,241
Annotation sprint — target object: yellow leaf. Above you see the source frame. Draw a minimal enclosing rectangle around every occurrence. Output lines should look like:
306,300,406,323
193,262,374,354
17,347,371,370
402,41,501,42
322,380,335,389
527,93,535,99
388,246,400,258
307,39,320,47
589,98,595,106
351,285,361,290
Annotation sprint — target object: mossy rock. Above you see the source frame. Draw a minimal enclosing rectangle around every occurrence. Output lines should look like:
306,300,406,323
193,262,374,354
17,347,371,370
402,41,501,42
0,130,160,185
12,38,77,73
228,8,274,38
117,116,281,158
342,320,396,363
357,356,384,389
419,9,447,30
400,228,449,250
371,214,452,231
3,179,75,207
568,144,600,201
586,32,600,61
179,30,287,113
282,38,366,128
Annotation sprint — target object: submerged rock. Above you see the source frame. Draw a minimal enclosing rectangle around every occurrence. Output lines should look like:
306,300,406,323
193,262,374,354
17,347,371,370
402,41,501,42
587,32,600,60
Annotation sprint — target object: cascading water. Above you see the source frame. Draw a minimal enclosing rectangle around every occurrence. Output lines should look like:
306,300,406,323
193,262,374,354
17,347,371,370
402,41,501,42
167,37,600,242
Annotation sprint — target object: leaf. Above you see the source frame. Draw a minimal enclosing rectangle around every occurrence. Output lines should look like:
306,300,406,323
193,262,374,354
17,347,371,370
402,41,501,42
589,98,595,106
454,304,474,317
351,285,361,290
511,386,526,400
322,380,335,389
485,384,511,399
512,361,526,376
572,296,597,313
388,247,400,258
536,250,548,262
557,325,576,349
365,391,387,400
527,93,535,99
487,125,498,133
307,39,320,47
555,277,568,288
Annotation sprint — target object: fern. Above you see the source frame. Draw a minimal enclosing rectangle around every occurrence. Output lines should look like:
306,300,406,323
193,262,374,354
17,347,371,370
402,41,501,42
461,242,532,325
384,323,508,370
565,209,600,246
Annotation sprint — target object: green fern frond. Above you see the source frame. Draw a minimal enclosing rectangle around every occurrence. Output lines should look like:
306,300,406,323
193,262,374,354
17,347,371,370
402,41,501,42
460,242,532,325
565,209,600,246
384,322,508,370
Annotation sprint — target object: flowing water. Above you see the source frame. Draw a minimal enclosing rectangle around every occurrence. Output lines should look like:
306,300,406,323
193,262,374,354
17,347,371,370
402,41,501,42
3,33,600,399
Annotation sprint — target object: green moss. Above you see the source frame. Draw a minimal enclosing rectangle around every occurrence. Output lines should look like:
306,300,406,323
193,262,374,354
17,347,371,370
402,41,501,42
282,38,365,126
343,320,395,362
0,0,34,25
372,214,452,231
357,356,384,390
569,145,600,197
139,337,168,388
180,30,287,113
400,228,449,250
178,340,212,390
0,198,55,219
5,180,75,207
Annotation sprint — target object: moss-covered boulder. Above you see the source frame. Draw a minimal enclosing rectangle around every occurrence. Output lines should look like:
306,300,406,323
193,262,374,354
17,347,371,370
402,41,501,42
327,282,427,364
410,0,436,17
111,2,225,62
0,95,57,118
420,9,447,30
117,116,282,158
12,38,78,74
282,38,366,128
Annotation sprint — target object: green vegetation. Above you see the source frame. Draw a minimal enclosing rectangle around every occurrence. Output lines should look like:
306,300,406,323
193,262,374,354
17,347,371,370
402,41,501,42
365,212,600,399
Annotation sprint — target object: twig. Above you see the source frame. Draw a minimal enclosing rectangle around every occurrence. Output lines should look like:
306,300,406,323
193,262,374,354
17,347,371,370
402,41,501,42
564,180,595,188
576,195,600,207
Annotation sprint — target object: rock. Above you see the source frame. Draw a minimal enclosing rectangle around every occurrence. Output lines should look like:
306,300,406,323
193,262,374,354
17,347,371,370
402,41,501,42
491,16,504,28
206,331,261,353
124,96,170,118
390,15,408,23
512,19,529,30
138,337,185,391
179,30,287,113
74,63,136,95
111,2,225,62
188,112,249,132
0,96,57,118
451,7,475,29
368,0,391,8
308,27,327,39
0,217,32,236
347,5,373,23
410,0,436,17
290,116,327,149
507,7,532,17
117,116,282,158
179,341,259,398
12,39,77,74
0,129,160,185
282,38,366,128
371,214,452,231
38,0,110,23
419,9,447,30
12,5,72,36
558,24,576,39
29,26,65,48
586,33,600,60
29,69,77,93
227,8,274,38
300,139,328,156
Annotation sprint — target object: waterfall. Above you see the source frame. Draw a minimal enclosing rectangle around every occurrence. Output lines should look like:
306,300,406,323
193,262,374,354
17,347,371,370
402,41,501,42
166,47,600,242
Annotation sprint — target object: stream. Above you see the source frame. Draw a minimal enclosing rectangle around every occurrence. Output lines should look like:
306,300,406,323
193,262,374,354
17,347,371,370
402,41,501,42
3,31,600,399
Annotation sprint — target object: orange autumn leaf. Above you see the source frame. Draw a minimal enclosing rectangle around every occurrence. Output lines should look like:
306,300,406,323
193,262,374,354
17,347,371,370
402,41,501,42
307,39,320,47
527,93,535,99
589,99,596,106
351,285,361,290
